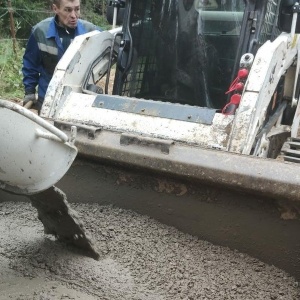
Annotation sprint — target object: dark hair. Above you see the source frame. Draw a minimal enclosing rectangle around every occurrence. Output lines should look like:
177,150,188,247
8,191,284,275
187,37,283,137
52,0,61,6
52,0,78,8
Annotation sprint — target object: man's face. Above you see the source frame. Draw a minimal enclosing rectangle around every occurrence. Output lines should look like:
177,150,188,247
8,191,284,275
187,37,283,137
53,0,80,28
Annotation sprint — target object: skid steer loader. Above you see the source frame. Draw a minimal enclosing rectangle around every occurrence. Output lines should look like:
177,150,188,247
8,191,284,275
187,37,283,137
40,0,300,202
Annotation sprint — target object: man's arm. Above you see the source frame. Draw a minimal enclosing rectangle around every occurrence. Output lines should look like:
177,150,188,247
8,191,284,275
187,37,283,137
22,32,42,96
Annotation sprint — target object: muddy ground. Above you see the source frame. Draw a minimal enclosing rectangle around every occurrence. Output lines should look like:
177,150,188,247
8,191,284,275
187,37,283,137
0,200,299,300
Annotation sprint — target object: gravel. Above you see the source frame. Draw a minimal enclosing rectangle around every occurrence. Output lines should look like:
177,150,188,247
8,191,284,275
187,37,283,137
0,201,299,300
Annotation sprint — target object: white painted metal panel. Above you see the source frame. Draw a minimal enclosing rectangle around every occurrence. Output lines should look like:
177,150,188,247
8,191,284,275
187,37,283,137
228,33,298,154
55,92,234,149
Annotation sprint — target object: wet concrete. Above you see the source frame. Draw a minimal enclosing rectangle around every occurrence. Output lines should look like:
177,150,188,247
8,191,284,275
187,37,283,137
30,186,100,260
1,159,300,299
53,159,300,279
0,201,299,299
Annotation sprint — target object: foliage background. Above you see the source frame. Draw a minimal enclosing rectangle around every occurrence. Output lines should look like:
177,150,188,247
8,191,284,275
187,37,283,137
0,0,110,101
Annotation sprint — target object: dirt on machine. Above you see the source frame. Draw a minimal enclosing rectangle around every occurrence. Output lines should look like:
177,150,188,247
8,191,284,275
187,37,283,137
1,0,300,288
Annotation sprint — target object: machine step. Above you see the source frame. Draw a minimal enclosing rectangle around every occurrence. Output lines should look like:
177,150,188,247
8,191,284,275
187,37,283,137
282,138,300,163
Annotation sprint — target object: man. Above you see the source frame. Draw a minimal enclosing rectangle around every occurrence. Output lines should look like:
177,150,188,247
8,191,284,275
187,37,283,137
22,0,101,110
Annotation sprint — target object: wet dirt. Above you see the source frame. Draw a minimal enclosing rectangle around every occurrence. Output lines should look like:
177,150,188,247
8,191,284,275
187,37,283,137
0,201,299,300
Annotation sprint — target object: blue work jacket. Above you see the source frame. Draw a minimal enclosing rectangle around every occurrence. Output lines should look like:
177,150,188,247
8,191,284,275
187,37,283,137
22,17,101,100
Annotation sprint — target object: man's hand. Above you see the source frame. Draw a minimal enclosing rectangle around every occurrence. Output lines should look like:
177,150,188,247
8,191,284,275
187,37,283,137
23,93,37,107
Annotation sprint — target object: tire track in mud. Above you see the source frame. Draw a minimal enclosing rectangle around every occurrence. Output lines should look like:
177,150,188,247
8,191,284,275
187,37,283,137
0,201,299,300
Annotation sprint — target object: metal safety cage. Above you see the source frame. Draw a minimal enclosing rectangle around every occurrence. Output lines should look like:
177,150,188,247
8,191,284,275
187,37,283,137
113,0,248,109
113,0,283,110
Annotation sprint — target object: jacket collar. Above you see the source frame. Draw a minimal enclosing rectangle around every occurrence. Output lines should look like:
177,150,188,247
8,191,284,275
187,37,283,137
46,16,86,38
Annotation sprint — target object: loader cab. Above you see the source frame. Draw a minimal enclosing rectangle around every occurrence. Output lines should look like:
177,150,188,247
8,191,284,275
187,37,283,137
109,0,281,109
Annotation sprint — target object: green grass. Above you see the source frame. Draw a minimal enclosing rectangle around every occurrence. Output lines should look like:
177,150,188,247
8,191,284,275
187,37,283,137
0,40,24,102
